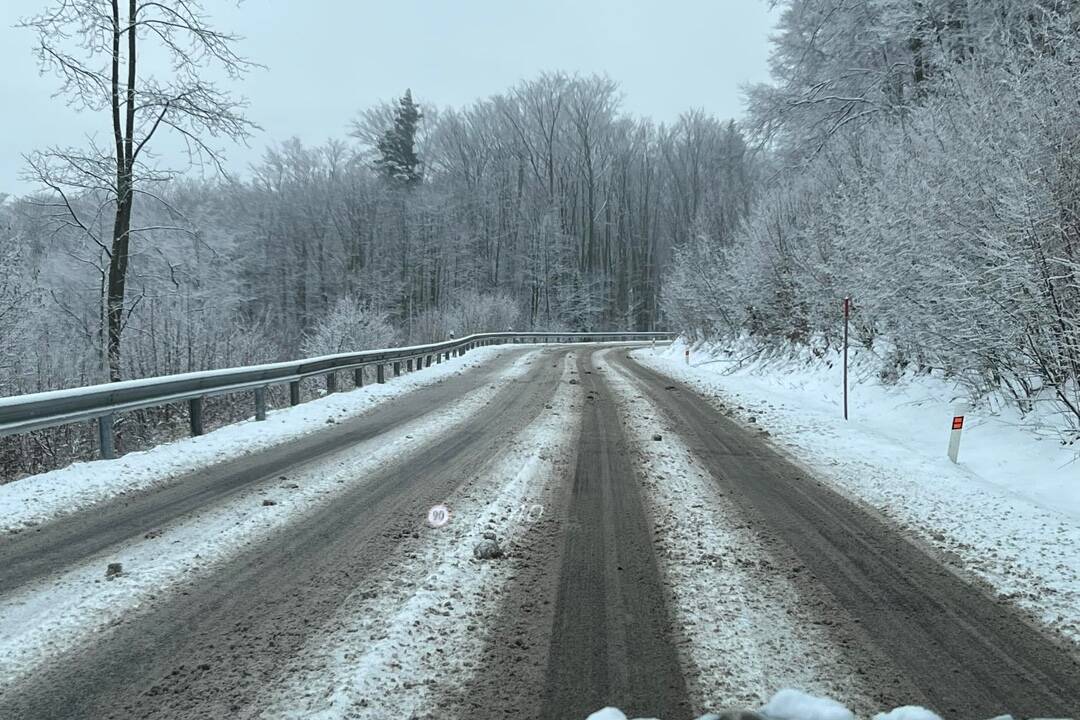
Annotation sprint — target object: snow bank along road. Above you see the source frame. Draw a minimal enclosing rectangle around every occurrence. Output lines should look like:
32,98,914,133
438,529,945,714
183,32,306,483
0,345,1077,719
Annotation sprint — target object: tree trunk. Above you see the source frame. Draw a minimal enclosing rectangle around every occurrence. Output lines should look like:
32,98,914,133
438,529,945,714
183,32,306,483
106,0,137,382
106,192,133,382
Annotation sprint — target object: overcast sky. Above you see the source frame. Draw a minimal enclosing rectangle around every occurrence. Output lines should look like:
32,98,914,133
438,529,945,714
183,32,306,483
0,1,779,195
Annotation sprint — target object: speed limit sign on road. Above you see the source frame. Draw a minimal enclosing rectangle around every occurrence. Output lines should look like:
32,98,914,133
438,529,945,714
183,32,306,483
427,504,451,528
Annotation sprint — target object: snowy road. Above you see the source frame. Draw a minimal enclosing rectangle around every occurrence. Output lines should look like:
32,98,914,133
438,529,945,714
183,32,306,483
0,345,1077,719
0,348,529,595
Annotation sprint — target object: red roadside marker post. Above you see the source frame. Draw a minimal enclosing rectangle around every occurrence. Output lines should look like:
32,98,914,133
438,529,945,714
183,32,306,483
948,402,972,463
843,296,851,421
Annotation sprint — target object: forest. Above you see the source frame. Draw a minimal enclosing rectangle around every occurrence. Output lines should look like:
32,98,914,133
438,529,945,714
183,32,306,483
2,0,1079,476
0,75,752,393
665,0,1080,428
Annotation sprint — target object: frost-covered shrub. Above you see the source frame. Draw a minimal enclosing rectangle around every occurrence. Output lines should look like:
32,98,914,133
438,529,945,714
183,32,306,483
446,290,520,336
408,307,452,344
302,295,397,356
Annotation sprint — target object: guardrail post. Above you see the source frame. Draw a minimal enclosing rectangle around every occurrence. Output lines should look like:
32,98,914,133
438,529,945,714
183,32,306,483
326,372,338,394
406,358,413,372
426,355,432,367
393,361,401,377
354,368,364,388
98,414,116,460
436,353,442,364
289,380,301,406
189,397,204,437
255,387,267,421
377,364,385,384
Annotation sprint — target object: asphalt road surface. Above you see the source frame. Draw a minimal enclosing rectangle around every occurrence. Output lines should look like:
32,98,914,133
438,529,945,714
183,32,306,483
1,344,1077,720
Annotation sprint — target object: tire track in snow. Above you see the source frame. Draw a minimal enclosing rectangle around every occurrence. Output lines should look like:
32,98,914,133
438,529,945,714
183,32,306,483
610,350,1080,717
0,350,542,706
0,346,522,538
600,349,905,716
253,352,583,719
630,346,1080,648
536,348,691,720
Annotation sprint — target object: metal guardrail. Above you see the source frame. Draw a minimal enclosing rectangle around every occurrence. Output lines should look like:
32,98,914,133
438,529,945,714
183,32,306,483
0,331,675,459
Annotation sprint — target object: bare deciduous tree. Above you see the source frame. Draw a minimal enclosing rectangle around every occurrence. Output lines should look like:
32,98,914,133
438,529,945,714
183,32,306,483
19,0,257,381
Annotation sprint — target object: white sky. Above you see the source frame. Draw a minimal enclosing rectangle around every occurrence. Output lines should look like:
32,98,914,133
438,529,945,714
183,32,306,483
0,1,779,195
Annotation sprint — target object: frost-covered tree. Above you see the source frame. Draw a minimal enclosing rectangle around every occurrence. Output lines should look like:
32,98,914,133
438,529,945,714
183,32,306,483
375,89,424,187
3,71,765,475
666,0,1080,426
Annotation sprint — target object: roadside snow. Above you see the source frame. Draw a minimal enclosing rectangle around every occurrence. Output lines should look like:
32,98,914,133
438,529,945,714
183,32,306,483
632,340,1080,645
599,350,880,715
870,708,945,720
590,688,943,720
256,354,583,719
585,709,658,720
761,688,855,720
0,345,516,534
0,351,539,690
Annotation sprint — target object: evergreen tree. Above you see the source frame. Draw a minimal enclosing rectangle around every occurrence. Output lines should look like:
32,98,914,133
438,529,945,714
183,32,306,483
375,89,423,186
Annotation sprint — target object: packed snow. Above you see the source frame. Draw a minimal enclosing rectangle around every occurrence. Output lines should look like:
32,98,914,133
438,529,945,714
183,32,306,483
586,688,943,720
256,353,582,719
761,688,855,720
0,351,538,689
0,345,516,534
869,708,948,720
632,339,1080,645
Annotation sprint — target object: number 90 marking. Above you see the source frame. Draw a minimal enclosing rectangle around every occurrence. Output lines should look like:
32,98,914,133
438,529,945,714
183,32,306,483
427,504,451,527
